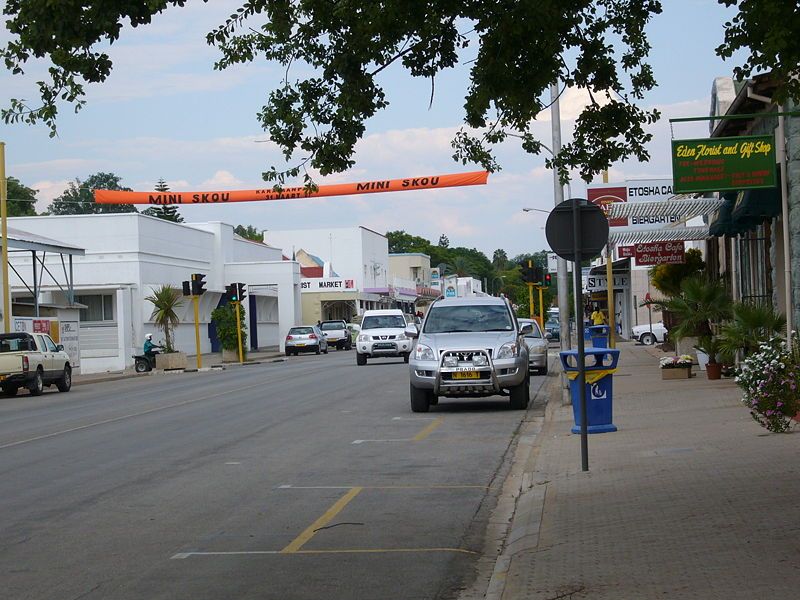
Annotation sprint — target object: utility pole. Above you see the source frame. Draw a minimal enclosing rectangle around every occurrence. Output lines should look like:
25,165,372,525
0,143,10,332
603,170,615,349
550,83,571,351
527,260,535,319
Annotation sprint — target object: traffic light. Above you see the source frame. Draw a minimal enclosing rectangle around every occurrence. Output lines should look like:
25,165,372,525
190,273,207,296
544,273,552,287
236,282,247,302
181,280,191,296
519,263,534,283
225,283,238,302
533,266,544,285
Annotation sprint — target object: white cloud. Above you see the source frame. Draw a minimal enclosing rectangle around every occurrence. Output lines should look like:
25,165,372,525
200,170,243,188
29,179,71,212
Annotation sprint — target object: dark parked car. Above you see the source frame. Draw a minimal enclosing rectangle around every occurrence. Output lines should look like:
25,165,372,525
544,318,560,341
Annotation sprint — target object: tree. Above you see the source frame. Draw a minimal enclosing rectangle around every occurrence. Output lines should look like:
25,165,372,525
437,234,450,248
386,230,431,254
492,249,508,271
211,302,247,354
8,2,790,183
649,249,706,298
234,224,264,242
145,285,183,353
5,177,38,216
47,172,137,215
142,179,183,222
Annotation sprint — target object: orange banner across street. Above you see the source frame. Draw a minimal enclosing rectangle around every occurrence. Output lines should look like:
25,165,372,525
94,171,489,205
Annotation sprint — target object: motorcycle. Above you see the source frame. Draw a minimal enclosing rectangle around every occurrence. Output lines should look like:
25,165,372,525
133,344,164,373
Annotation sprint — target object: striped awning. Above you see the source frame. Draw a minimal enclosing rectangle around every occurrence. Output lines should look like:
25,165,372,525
608,226,711,245
608,197,725,222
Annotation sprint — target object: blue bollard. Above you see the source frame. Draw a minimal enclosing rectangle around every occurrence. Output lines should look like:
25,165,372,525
559,348,619,433
588,325,611,348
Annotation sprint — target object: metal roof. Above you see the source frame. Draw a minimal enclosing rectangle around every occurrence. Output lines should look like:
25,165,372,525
3,227,85,255
609,197,726,222
608,226,711,246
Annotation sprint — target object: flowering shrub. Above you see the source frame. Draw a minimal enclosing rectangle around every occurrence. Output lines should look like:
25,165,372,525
735,334,800,433
659,355,693,369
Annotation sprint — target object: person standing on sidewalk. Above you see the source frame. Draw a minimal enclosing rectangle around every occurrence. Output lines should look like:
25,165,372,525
591,305,606,326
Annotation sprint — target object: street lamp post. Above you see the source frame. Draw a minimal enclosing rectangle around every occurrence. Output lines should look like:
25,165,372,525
492,275,506,295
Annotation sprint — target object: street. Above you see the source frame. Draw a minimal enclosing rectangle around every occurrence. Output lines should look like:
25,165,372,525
0,351,551,600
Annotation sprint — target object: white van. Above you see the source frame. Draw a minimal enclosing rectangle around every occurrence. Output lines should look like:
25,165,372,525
355,309,413,365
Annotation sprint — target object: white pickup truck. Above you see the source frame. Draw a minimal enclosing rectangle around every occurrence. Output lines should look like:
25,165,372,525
0,332,72,396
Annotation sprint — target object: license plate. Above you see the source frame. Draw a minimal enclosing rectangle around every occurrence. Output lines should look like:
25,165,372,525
452,371,479,380
373,343,395,350
295,343,305,347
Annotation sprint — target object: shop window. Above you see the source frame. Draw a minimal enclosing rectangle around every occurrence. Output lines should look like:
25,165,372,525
738,222,772,304
75,294,115,322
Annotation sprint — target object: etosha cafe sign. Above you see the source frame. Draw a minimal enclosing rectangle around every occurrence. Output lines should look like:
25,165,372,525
587,179,677,229
671,135,776,194
619,241,685,266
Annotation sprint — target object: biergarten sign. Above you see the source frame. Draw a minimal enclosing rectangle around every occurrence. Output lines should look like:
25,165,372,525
619,241,685,266
671,134,776,194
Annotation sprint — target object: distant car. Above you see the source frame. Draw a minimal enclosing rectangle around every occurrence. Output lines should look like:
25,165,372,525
356,309,413,365
519,318,549,375
285,325,329,356
631,322,668,345
544,318,560,342
319,320,352,350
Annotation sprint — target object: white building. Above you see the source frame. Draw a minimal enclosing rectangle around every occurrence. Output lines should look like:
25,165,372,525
7,215,302,373
263,226,393,320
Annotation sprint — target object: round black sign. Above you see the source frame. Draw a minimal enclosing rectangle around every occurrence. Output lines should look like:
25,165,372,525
545,198,609,262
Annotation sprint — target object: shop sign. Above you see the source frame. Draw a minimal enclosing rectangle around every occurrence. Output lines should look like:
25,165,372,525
59,321,81,367
300,277,355,293
632,241,685,266
671,134,776,194
585,274,630,292
587,179,679,229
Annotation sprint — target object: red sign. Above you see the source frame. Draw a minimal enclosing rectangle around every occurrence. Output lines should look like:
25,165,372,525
618,246,635,258
587,185,628,227
33,320,50,333
632,241,685,266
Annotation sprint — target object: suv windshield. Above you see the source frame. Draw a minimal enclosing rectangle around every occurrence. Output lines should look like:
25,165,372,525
362,315,406,329
320,321,344,330
424,304,514,334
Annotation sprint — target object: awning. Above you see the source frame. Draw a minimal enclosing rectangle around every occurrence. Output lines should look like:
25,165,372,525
609,196,725,223
608,226,710,245
708,185,780,237
589,258,630,275
708,192,736,236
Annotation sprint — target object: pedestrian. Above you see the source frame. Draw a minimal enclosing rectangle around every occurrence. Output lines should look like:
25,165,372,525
591,305,606,326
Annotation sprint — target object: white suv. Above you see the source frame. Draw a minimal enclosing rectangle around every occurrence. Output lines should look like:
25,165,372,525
356,309,413,365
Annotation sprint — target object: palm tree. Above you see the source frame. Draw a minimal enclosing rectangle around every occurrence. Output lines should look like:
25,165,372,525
451,256,473,277
145,285,183,352
719,302,785,358
663,276,733,341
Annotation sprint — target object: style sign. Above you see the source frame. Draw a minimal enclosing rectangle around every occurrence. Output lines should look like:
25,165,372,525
300,278,356,293
585,274,630,292
671,134,776,194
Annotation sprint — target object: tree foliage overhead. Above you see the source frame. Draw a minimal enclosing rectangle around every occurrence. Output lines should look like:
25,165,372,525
47,172,138,215
234,224,264,242
5,176,38,216
4,1,794,183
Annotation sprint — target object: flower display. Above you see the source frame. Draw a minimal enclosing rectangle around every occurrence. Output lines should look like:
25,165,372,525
735,333,800,433
659,355,693,369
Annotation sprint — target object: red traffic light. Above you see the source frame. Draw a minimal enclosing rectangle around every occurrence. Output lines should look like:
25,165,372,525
544,273,552,286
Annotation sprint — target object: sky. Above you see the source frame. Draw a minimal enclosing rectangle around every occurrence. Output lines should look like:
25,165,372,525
0,0,746,257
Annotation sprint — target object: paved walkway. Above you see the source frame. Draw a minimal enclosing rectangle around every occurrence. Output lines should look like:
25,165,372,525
495,341,800,599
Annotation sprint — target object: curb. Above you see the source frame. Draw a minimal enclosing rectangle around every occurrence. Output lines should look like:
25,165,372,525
478,374,561,600
72,372,144,386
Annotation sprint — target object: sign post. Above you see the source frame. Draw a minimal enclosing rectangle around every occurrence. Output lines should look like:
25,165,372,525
192,295,202,370
546,198,609,472
235,301,244,364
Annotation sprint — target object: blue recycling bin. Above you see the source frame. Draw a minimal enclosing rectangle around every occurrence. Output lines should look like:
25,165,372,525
559,348,620,434
588,325,611,348
583,320,592,341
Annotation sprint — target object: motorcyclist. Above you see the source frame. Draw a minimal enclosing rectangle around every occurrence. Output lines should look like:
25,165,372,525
143,334,160,363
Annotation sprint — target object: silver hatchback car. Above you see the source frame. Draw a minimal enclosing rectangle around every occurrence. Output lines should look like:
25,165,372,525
408,296,531,412
284,325,329,356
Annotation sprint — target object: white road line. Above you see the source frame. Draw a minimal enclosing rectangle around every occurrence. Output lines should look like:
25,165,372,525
391,416,437,421
225,462,242,465
351,438,412,444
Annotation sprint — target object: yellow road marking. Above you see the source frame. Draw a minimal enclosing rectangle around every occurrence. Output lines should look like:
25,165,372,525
281,487,363,553
413,417,444,441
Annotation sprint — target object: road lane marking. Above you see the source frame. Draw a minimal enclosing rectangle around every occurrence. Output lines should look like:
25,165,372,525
352,438,411,444
278,484,487,490
280,487,363,553
172,547,475,559
412,417,444,441
0,380,270,451
225,462,242,465
391,416,437,421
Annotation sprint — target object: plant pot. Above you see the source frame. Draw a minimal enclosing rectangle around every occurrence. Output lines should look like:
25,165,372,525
156,351,187,370
706,362,722,380
661,366,691,380
222,348,244,363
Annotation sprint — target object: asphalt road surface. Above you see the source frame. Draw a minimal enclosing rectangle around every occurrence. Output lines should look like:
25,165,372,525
0,350,551,600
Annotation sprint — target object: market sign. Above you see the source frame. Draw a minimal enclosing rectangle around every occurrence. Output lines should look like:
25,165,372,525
671,134,776,194
300,277,355,293
620,241,685,266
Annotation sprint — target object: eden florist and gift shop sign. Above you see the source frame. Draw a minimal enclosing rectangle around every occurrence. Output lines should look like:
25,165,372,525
671,135,776,194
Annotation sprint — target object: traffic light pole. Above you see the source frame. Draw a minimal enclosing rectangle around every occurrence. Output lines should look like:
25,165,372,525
538,286,544,328
234,301,244,364
192,295,202,369
527,260,535,320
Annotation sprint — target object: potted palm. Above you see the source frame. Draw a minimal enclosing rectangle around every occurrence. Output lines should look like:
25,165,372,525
145,285,187,370
719,302,786,359
663,276,732,379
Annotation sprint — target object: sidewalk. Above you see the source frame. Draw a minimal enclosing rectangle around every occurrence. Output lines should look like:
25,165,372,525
72,348,284,386
494,341,800,599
